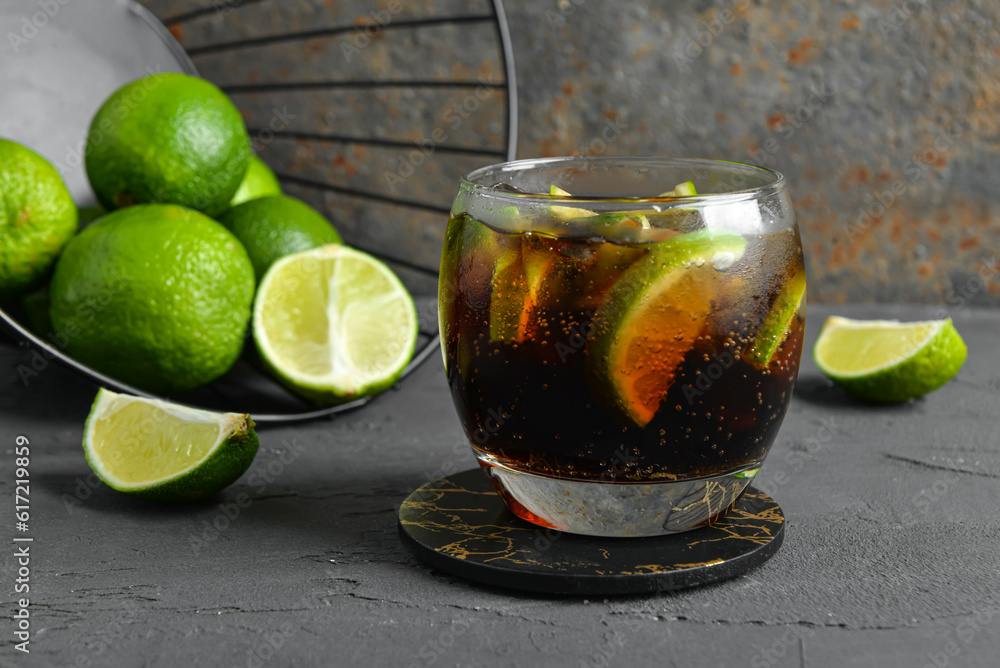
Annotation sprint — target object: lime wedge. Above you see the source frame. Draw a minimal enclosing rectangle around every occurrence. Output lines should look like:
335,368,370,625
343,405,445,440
659,181,698,197
587,229,748,426
489,237,556,342
813,316,967,402
746,268,807,366
253,244,418,403
83,389,259,501
548,184,595,219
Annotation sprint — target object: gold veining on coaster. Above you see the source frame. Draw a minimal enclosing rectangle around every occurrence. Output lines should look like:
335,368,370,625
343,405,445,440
399,473,785,581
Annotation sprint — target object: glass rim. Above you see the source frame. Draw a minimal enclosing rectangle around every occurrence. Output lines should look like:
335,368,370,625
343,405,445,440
460,155,786,205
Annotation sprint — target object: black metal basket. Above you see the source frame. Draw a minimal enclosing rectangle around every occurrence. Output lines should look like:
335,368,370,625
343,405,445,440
0,0,518,422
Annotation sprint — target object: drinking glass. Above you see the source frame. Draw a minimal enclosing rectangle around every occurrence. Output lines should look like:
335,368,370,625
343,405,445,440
439,157,805,537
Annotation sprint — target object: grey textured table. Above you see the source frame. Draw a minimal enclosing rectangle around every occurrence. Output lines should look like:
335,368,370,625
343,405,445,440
1,303,998,667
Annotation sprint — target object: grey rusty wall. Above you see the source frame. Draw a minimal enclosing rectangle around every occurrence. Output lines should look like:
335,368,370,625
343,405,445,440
142,0,1000,306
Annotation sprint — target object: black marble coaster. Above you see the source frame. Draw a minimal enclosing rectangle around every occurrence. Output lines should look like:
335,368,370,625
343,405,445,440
398,469,784,595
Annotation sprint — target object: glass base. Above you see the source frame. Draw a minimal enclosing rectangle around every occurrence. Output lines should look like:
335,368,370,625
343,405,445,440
476,454,759,538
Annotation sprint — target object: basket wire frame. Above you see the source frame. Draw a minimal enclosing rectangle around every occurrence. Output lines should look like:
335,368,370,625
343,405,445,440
0,0,518,422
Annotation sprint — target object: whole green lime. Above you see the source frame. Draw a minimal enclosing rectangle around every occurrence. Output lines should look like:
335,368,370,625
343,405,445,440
85,73,250,216
219,195,342,282
227,155,282,210
0,139,78,300
49,204,255,394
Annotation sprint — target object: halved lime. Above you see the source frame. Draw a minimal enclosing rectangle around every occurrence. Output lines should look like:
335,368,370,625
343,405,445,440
746,267,807,366
587,229,748,426
253,244,418,403
813,316,967,402
83,388,259,501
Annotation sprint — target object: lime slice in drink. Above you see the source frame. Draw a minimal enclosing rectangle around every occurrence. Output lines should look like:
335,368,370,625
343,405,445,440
588,229,748,427
489,236,556,343
813,316,967,402
659,181,698,197
83,389,259,501
547,184,596,220
253,244,418,403
746,267,807,366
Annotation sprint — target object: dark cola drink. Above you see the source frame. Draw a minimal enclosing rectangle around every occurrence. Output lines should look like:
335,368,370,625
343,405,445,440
440,157,805,536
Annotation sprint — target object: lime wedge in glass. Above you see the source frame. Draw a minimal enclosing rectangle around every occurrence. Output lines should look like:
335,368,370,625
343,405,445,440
488,236,557,343
659,180,698,197
587,229,748,427
746,268,807,366
547,184,595,220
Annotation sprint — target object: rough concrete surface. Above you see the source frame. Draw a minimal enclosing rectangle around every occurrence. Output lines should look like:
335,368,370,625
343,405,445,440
1,303,999,667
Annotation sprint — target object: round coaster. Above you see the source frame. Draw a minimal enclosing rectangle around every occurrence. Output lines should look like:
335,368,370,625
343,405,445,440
398,469,784,595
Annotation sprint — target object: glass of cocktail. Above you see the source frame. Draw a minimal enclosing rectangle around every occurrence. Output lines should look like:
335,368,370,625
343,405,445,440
439,157,805,537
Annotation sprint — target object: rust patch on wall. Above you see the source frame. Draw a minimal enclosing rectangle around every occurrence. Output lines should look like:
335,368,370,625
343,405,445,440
840,15,862,31
787,38,819,65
